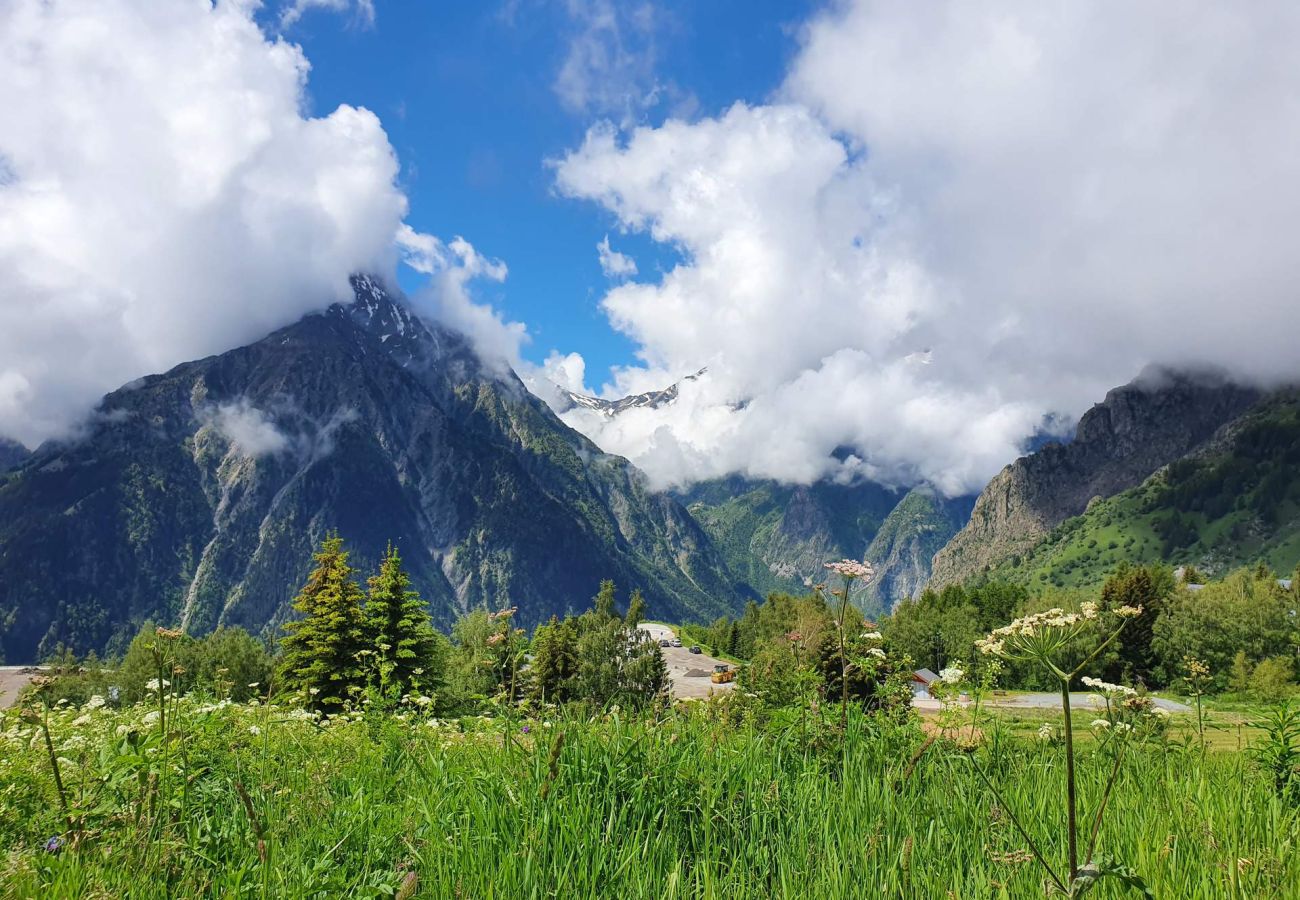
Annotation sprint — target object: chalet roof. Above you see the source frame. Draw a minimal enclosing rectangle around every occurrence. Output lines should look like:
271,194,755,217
913,668,939,684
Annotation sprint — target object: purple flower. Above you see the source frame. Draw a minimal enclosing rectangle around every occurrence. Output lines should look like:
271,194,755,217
521,725,531,734
45,835,63,854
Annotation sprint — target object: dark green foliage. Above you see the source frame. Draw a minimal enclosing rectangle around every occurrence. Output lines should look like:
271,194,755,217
624,589,647,628
33,622,272,705
1098,564,1175,686
279,535,368,710
1152,568,1297,689
364,544,441,699
593,579,618,620
882,582,1030,675
528,616,581,704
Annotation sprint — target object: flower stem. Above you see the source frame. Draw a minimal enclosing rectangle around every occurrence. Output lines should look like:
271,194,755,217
1061,678,1078,884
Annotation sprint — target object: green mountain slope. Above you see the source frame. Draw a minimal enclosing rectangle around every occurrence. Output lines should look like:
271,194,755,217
0,277,746,663
862,486,974,611
680,478,907,610
990,390,1300,589
930,370,1262,587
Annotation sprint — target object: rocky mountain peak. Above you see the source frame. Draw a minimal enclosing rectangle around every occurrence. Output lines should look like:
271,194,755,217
928,368,1262,588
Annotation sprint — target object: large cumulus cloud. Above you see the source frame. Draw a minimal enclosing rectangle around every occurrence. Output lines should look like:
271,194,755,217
0,0,409,445
553,1,1300,493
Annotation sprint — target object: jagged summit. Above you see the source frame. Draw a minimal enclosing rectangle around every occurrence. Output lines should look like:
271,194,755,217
558,367,707,416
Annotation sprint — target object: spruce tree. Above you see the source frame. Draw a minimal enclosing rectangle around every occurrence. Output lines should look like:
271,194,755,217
528,615,580,704
279,534,368,711
593,579,619,620
624,588,647,628
365,544,440,699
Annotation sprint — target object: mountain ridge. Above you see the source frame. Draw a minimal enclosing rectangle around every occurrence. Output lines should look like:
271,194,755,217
0,277,746,663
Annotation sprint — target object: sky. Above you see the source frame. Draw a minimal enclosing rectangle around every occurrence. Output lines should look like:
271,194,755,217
3,1,1300,496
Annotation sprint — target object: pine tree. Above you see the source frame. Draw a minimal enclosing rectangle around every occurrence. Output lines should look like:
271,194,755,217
279,534,368,711
528,615,580,704
365,544,441,701
593,579,619,620
624,588,647,628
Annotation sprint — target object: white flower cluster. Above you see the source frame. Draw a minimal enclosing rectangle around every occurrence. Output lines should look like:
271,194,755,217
1037,723,1055,742
939,667,965,685
145,678,171,693
1081,676,1138,698
866,647,886,659
823,559,875,580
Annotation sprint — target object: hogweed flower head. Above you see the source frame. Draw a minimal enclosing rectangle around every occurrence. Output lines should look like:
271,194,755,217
823,559,875,581
939,666,965,686
1081,676,1137,699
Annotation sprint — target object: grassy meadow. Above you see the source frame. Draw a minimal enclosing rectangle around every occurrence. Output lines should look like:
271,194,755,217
2,692,1297,899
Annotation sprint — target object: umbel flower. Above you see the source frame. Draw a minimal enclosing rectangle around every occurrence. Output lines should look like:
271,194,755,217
823,559,875,580
976,603,1141,675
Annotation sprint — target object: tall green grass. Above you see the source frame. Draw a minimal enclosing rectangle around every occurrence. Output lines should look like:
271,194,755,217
1,698,1295,898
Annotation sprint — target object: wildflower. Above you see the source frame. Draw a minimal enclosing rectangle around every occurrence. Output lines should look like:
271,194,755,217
142,711,161,726
785,630,804,643
862,631,883,640
1081,676,1137,698
1183,656,1211,680
248,725,261,736
1113,605,1143,618
71,714,92,728
1037,723,1055,742
521,725,531,734
85,695,106,710
309,687,320,696
939,667,965,685
155,626,183,639
1091,719,1111,730
867,648,886,659
247,682,260,689
1080,601,1099,619
44,836,63,854
823,559,875,580
486,633,505,646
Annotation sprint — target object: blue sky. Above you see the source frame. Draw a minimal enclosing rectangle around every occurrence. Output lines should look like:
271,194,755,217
277,1,819,386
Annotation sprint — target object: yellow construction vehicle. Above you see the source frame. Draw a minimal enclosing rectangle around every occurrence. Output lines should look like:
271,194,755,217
710,664,736,684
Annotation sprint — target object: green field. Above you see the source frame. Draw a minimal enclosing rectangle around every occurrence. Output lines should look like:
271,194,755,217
2,695,1296,898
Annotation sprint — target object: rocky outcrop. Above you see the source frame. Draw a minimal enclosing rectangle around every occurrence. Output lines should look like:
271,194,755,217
863,486,974,611
928,369,1261,587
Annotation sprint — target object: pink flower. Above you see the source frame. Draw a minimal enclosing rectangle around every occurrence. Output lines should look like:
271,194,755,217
823,559,875,580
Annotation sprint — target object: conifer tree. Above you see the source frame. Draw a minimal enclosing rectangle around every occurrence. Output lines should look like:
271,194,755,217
365,544,440,699
593,579,619,620
528,615,580,704
624,588,647,628
279,534,367,710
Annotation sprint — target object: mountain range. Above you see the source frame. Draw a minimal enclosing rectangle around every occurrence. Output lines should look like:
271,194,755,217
0,277,743,663
2,276,1295,664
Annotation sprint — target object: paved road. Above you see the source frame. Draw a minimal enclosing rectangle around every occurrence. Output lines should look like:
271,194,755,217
638,624,736,700
0,666,38,708
915,691,1190,713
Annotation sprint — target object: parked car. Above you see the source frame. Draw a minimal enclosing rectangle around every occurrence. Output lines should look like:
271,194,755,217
659,639,670,647
688,646,702,654
671,639,683,648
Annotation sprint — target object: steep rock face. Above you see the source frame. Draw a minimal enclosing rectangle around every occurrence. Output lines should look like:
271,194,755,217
929,370,1261,587
0,277,744,662
988,389,1300,589
863,487,974,611
680,477,902,604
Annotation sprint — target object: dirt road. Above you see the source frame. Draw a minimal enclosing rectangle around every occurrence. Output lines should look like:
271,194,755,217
638,623,736,700
0,666,38,708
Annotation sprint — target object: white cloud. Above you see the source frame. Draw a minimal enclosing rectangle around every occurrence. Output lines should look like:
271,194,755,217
0,0,419,446
552,0,688,124
596,234,637,278
279,0,375,31
209,400,290,457
554,2,1300,493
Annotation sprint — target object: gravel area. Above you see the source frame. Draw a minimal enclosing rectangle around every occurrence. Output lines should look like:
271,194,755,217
638,624,736,700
